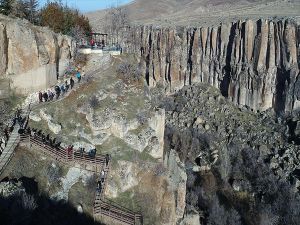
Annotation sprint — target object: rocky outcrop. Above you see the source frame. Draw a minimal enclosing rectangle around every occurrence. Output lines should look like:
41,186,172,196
122,18,300,114
0,15,75,93
164,83,300,225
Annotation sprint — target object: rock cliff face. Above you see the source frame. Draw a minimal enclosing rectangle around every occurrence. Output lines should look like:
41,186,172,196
122,18,300,114
0,15,75,93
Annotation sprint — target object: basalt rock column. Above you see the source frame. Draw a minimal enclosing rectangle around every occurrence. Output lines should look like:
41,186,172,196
122,19,299,114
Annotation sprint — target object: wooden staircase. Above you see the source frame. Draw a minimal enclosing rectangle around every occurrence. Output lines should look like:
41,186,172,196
0,107,143,225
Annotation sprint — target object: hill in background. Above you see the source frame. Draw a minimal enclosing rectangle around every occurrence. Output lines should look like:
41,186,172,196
86,0,300,30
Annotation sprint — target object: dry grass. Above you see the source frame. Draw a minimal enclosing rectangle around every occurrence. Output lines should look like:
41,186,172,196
87,0,300,29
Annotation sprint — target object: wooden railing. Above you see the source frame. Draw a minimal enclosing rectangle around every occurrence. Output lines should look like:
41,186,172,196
19,134,105,171
0,105,31,176
19,133,143,224
0,88,144,224
93,159,143,225
0,130,20,175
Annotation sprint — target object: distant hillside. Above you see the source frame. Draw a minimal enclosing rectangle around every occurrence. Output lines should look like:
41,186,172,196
86,0,300,30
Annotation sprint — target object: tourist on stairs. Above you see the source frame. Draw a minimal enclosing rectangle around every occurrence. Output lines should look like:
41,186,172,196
100,170,105,183
97,180,102,192
105,154,110,167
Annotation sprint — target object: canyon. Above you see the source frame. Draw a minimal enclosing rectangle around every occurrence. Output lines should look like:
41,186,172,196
0,1,300,224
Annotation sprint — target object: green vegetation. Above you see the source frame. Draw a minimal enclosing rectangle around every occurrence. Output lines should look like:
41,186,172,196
40,1,91,35
0,0,91,38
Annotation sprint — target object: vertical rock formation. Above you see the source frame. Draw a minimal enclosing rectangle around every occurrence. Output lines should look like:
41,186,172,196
0,15,75,94
122,19,300,114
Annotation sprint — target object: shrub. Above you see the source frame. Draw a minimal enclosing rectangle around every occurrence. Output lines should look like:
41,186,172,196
20,192,37,211
89,95,100,109
116,61,142,82
74,52,88,67
46,164,62,184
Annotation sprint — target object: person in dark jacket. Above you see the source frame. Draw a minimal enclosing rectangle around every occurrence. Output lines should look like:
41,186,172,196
43,92,48,102
55,86,61,99
65,80,69,92
70,77,75,89
79,147,84,157
105,154,110,166
38,91,43,103
60,84,65,95
97,180,102,192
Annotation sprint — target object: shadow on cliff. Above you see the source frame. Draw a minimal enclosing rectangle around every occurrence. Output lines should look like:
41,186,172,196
0,177,103,225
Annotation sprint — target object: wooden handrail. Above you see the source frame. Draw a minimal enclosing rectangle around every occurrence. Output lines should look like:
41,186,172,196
18,131,144,225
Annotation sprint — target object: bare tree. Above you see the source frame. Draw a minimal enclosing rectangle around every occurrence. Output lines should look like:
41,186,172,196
21,192,37,211
26,0,39,24
105,6,129,44
69,25,88,66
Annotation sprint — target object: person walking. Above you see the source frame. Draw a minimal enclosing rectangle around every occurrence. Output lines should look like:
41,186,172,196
43,92,48,102
100,170,105,183
60,84,65,95
70,77,75,89
76,71,81,83
79,147,84,157
105,154,110,167
97,180,102,193
49,90,54,101
65,80,69,92
47,90,52,101
55,86,61,99
38,91,43,103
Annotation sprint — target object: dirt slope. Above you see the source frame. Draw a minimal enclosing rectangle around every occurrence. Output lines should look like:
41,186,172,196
86,0,300,29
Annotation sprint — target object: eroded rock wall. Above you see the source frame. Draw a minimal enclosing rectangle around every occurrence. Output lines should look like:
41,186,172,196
0,15,75,93
122,19,300,114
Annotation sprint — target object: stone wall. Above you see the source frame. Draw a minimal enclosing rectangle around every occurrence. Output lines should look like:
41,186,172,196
121,19,300,114
0,15,75,94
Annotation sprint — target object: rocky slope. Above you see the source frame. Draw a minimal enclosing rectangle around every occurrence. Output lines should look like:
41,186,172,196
121,18,300,114
163,83,300,225
0,15,75,94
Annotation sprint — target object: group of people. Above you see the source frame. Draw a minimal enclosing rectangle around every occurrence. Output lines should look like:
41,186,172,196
97,169,105,193
25,127,62,149
23,127,110,165
38,71,82,103
96,154,110,193
0,109,27,155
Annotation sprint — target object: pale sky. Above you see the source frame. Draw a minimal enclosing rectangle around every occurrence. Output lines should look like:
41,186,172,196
39,0,132,12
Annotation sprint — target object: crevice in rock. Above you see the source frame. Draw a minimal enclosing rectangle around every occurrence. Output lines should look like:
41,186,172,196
274,68,290,115
221,23,236,97
53,34,60,80
188,29,196,85
145,32,152,85
3,25,8,74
